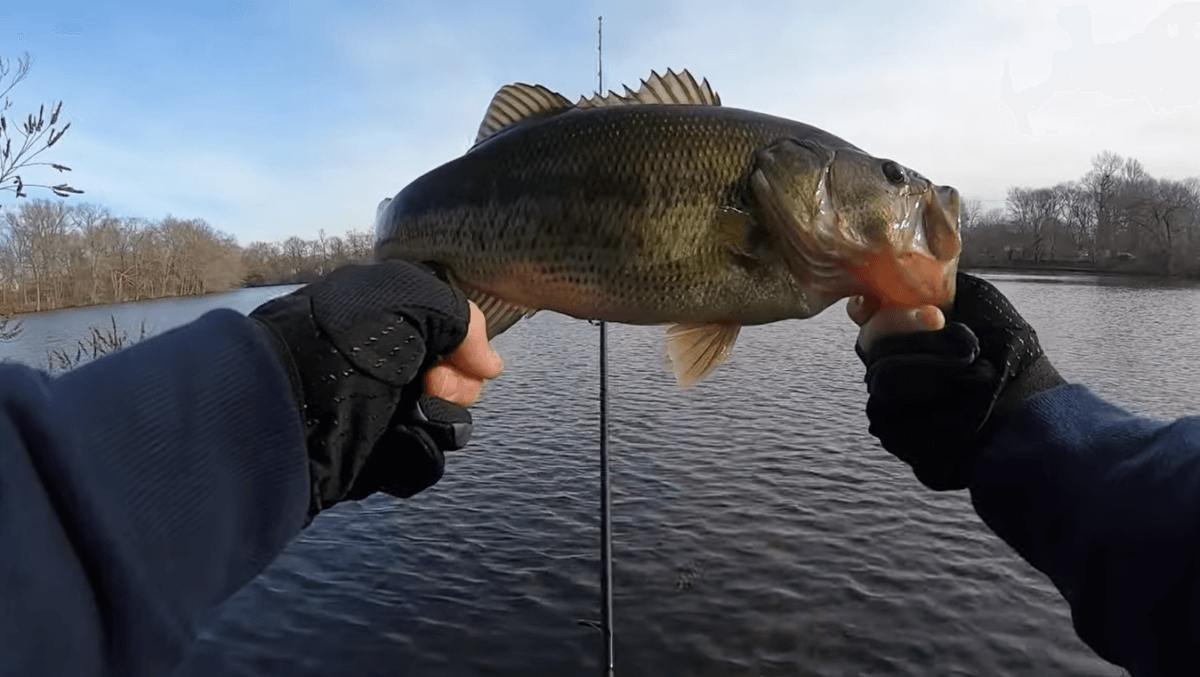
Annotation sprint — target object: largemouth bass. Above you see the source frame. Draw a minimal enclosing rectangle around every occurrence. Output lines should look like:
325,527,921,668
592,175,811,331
376,69,961,387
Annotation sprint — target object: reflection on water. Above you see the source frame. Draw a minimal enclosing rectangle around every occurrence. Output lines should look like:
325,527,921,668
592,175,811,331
6,273,1192,675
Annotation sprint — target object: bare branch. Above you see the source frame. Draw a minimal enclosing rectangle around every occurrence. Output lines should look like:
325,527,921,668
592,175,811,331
0,54,77,203
0,52,32,104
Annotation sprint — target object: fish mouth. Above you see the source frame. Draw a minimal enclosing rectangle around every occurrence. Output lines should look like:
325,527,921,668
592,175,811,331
846,184,961,309
752,148,961,309
884,182,960,260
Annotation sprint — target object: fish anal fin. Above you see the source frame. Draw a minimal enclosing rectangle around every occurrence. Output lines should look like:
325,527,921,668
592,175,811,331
456,282,538,339
663,322,741,388
475,83,572,144
576,68,721,109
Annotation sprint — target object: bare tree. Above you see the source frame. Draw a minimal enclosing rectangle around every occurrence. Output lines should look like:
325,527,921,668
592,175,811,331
1083,151,1125,258
1006,187,1063,262
238,227,377,286
0,196,452,311
1122,157,1149,186
959,198,984,232
69,203,115,303
959,207,1015,266
1055,181,1096,261
3,199,71,310
0,216,18,307
1185,177,1200,274
315,228,330,275
0,52,81,202
281,236,308,277
327,234,348,269
1121,178,1200,275
344,229,374,261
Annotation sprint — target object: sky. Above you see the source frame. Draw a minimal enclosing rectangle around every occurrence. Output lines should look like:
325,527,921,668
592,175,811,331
2,0,1198,247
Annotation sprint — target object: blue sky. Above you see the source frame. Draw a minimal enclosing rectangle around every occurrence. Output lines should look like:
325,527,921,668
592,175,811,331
3,0,1198,246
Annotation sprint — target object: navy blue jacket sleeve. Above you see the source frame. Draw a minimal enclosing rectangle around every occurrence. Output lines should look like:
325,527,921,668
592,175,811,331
970,384,1200,677
0,309,310,677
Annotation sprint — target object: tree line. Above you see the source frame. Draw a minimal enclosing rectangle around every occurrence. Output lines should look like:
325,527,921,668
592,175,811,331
0,198,375,314
961,151,1200,277
4,147,1198,316
3,152,1198,316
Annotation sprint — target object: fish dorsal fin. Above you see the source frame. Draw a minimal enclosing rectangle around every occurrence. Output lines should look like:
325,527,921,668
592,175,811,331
475,83,572,144
576,68,721,109
662,322,741,388
375,197,393,228
475,70,718,142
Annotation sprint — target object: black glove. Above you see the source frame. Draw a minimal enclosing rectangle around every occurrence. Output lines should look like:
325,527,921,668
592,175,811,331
857,272,1066,490
250,261,473,517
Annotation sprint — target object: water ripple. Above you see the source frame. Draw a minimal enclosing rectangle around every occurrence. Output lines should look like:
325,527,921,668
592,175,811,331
16,273,1182,676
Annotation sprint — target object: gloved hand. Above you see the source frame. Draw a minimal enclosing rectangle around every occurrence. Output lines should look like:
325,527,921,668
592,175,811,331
849,272,1066,491
250,261,501,517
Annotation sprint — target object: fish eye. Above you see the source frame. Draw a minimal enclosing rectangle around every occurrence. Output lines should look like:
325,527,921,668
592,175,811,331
881,161,906,185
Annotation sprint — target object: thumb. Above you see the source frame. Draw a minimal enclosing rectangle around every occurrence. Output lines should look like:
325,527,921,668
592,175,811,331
857,305,945,354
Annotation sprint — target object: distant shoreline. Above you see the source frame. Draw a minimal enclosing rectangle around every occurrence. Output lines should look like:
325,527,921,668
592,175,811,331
963,261,1200,281
965,263,1103,275
1,283,301,319
3,263,1194,321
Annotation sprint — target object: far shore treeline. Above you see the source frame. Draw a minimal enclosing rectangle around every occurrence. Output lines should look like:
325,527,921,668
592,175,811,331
960,151,1200,278
0,198,375,315
1,151,1199,317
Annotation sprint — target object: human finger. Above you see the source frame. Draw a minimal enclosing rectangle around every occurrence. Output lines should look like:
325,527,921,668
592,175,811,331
857,305,945,353
846,295,879,326
443,301,504,380
423,362,487,406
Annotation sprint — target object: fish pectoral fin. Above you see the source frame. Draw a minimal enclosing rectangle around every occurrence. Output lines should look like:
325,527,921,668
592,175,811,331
715,206,757,259
663,322,741,389
475,83,572,144
459,284,537,339
576,69,721,109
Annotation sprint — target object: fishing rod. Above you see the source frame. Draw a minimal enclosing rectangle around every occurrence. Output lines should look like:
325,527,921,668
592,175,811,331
576,16,615,675
596,15,616,677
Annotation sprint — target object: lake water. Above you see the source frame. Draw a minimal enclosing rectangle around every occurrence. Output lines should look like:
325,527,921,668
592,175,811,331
0,286,303,371
3,272,1198,676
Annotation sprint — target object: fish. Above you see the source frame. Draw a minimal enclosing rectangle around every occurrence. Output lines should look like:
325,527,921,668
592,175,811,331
375,69,961,387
